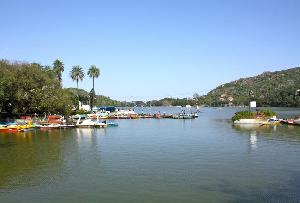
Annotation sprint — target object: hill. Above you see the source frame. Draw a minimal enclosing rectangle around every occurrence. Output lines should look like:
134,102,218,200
199,67,300,107
64,88,132,107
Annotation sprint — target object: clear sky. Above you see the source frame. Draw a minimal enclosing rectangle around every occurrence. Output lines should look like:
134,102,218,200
1,0,300,101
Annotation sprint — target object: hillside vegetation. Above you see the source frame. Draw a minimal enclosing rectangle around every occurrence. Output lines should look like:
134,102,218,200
198,67,300,107
65,88,132,107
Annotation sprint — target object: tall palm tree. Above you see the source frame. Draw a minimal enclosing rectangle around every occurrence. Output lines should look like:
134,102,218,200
87,65,100,91
53,59,64,84
87,65,100,108
70,65,85,89
70,65,85,110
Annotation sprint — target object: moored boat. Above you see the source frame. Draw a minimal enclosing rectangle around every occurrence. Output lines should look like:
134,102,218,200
60,124,76,129
280,119,298,125
101,120,118,127
172,113,196,119
76,117,107,128
39,124,61,129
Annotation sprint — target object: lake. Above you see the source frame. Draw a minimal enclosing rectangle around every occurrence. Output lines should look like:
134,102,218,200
1,107,300,202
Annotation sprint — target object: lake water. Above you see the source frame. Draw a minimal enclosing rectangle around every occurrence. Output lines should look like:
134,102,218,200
1,107,300,202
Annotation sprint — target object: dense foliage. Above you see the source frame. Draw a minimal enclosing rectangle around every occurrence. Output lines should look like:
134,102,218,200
231,111,256,122
0,60,72,115
144,98,198,107
195,67,300,107
259,109,277,117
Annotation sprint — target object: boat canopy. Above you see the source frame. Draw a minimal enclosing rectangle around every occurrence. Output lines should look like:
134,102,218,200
93,106,116,112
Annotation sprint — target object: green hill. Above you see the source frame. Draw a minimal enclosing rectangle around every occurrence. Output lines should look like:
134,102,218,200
64,88,132,107
199,67,300,107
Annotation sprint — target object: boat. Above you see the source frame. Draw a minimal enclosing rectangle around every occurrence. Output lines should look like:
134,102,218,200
48,115,65,124
139,114,154,119
161,114,173,119
154,113,161,119
101,120,118,127
109,109,139,119
87,112,109,119
39,124,61,129
280,119,296,125
76,116,107,128
192,113,199,118
172,113,194,119
0,124,26,133
294,119,300,125
60,124,76,129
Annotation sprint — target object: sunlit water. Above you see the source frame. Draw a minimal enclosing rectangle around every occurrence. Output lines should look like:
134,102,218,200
1,107,300,202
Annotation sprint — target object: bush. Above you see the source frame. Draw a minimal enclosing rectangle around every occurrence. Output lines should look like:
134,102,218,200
259,109,276,117
232,111,256,122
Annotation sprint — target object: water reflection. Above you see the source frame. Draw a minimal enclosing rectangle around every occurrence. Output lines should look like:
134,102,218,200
249,131,257,149
232,123,300,153
232,124,279,152
233,124,277,133
74,128,106,163
0,130,67,189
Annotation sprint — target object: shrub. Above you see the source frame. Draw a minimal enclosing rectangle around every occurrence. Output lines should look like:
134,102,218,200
232,111,256,122
259,109,276,117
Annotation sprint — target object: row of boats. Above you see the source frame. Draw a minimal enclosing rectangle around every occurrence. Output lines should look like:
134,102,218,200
0,115,118,133
0,109,199,133
86,109,199,119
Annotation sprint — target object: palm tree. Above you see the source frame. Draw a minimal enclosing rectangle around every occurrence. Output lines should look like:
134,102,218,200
87,65,100,108
87,65,100,91
70,65,85,89
53,59,64,84
70,65,85,110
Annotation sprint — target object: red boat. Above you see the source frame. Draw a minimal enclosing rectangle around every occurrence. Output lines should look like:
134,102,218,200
48,115,64,124
280,119,297,125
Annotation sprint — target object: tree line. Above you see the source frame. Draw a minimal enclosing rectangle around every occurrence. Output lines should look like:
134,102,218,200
0,59,103,115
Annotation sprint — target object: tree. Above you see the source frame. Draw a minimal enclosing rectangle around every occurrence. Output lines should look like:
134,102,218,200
70,65,85,89
0,60,72,115
53,59,64,84
87,65,100,108
70,65,85,109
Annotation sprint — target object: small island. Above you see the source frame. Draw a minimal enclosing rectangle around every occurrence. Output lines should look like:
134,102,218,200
232,109,278,125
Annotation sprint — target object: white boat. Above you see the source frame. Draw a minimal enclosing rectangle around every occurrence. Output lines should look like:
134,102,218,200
186,105,191,108
76,117,107,128
39,124,61,129
87,112,109,119
109,109,138,118
294,119,300,125
60,124,75,128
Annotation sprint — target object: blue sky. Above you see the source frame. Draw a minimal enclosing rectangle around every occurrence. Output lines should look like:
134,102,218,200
1,0,300,101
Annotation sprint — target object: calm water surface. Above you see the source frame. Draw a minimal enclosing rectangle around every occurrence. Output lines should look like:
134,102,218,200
1,107,300,202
